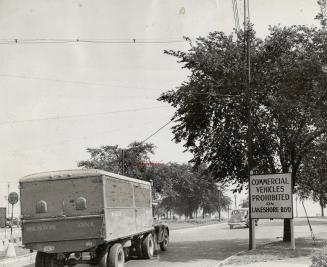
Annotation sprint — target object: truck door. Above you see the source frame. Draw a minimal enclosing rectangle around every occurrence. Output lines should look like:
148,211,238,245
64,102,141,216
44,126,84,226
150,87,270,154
134,184,152,231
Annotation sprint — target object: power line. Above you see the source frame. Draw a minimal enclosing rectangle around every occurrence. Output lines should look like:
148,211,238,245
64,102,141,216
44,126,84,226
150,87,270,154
0,38,189,45
232,0,241,32
4,116,171,155
0,106,169,126
0,73,160,92
121,118,173,174
140,119,173,144
123,119,173,152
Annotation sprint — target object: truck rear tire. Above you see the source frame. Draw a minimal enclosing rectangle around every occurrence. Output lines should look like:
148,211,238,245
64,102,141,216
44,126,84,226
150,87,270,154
159,229,169,251
108,243,125,267
35,252,64,267
142,233,154,259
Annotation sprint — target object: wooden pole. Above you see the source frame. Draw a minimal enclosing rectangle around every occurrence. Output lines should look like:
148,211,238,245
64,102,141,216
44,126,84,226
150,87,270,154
290,218,295,249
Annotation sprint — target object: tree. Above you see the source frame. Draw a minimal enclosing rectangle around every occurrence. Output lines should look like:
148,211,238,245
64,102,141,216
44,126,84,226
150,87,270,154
195,169,231,219
78,143,231,220
159,23,327,240
77,141,155,179
297,140,327,216
150,163,231,220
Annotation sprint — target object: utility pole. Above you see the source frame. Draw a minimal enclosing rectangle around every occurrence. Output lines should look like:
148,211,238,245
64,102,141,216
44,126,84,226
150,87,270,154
244,0,254,250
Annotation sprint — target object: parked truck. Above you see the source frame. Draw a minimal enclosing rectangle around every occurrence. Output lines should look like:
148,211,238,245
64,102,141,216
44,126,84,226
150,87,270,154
19,169,169,267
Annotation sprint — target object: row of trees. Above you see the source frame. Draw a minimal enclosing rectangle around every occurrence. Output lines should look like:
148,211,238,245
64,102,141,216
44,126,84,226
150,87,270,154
78,142,231,219
158,1,327,241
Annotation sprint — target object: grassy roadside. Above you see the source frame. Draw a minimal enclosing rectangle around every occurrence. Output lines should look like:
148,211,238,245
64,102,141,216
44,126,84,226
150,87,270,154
162,218,224,230
220,237,327,266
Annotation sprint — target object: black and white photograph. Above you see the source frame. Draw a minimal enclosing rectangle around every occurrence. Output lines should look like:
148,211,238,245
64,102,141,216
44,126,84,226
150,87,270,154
0,1,327,266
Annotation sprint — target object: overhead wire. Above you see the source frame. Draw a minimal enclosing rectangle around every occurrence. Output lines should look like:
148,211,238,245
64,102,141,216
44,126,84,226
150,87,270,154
140,119,173,144
235,0,241,31
232,0,241,32
0,38,189,45
4,116,172,155
0,106,169,126
0,73,159,92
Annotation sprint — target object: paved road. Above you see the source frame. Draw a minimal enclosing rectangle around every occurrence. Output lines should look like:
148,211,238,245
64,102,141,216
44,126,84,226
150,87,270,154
21,218,327,267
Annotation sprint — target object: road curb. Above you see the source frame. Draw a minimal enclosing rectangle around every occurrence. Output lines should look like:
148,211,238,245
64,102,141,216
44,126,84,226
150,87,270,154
0,252,36,267
212,249,247,267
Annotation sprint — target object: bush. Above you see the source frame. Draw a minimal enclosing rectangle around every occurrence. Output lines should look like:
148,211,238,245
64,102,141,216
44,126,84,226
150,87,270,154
311,251,327,267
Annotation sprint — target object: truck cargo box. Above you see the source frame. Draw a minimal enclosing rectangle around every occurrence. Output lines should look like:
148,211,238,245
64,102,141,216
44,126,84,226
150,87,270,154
20,169,153,253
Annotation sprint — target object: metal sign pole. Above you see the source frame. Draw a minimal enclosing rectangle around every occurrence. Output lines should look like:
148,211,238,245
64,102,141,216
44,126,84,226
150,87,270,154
8,192,19,242
252,219,256,249
10,204,13,241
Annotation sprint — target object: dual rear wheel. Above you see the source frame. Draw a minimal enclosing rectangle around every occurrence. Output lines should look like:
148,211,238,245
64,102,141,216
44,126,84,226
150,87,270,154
99,233,154,267
35,252,64,267
99,243,125,267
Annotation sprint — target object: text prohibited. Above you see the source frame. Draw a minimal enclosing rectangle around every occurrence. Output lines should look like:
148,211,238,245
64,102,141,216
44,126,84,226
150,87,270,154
250,173,293,219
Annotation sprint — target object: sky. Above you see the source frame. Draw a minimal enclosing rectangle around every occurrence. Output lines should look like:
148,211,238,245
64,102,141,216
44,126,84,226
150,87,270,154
0,0,323,216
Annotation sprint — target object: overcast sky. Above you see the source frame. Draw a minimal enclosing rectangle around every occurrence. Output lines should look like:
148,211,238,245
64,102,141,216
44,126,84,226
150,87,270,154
0,0,322,215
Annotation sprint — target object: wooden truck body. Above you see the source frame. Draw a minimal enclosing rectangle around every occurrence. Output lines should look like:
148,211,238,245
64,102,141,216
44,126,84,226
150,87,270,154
19,169,169,267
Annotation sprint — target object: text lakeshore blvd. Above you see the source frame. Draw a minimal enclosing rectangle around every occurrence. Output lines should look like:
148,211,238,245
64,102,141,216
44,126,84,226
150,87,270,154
250,173,292,219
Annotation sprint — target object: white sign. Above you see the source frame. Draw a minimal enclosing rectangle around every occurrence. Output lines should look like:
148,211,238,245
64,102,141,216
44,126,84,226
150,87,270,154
250,173,293,219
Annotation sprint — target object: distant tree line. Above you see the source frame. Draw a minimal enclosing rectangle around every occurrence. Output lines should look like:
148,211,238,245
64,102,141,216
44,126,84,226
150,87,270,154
78,142,231,220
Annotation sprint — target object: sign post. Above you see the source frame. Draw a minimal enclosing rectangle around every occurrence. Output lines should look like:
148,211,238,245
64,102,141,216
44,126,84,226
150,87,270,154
8,192,18,241
250,173,294,249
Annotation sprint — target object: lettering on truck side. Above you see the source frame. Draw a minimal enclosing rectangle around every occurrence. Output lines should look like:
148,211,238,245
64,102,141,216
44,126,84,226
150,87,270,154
26,224,57,232
77,222,95,228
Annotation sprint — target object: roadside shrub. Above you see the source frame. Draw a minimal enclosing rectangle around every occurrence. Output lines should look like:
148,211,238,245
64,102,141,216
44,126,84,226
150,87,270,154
311,251,327,267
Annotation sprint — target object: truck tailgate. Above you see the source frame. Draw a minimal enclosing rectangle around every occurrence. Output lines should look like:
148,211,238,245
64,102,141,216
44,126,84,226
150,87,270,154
23,215,104,243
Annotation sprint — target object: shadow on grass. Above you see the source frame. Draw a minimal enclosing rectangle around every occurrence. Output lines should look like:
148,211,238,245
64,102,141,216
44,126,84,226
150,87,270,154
225,237,327,266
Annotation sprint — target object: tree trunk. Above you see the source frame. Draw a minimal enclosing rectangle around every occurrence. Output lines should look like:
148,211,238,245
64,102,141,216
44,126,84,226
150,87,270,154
321,205,324,217
320,193,325,217
283,167,295,242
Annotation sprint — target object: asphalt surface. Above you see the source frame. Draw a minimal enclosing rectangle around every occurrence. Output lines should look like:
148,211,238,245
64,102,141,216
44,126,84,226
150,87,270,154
20,218,327,267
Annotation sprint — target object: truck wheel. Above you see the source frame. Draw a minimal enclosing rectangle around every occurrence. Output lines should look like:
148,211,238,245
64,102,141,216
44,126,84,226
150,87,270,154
35,252,64,267
159,229,169,251
108,243,125,267
229,225,233,229
142,233,154,259
135,238,143,258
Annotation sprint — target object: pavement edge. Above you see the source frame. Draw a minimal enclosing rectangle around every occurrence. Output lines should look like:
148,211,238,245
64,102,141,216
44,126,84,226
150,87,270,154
0,252,36,267
212,250,247,267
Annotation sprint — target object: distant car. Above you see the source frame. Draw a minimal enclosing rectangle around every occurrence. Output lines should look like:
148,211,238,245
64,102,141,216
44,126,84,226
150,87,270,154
228,208,258,229
228,208,249,229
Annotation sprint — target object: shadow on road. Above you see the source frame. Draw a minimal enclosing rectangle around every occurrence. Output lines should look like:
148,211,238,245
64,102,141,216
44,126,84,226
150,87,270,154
157,238,272,263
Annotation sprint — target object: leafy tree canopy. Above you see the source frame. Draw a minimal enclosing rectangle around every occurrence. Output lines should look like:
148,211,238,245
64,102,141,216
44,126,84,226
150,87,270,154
297,138,327,216
159,24,327,191
77,141,155,179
